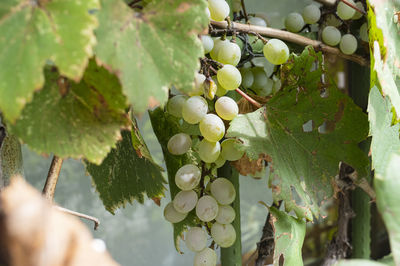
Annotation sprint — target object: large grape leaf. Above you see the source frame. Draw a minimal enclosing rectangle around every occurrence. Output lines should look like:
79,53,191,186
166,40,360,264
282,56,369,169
149,107,198,253
0,0,99,122
9,60,129,164
367,0,400,116
269,207,306,266
368,86,400,265
86,126,166,214
95,0,208,113
227,47,369,220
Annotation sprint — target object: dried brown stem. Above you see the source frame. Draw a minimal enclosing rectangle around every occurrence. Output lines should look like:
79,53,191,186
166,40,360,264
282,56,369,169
54,206,100,230
240,0,248,22
210,20,368,66
236,88,262,109
42,156,63,202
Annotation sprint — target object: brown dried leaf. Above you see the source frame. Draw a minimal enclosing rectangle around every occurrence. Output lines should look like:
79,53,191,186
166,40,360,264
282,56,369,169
0,177,119,266
232,154,269,177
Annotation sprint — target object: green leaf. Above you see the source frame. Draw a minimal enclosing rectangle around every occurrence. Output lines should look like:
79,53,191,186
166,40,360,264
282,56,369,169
269,207,306,266
86,128,166,214
227,47,369,220
9,60,129,164
149,107,198,253
95,0,208,113
0,0,99,122
336,260,387,266
368,86,400,265
368,0,400,116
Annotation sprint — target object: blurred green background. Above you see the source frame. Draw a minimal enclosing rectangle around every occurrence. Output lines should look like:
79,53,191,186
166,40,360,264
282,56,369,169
23,0,314,265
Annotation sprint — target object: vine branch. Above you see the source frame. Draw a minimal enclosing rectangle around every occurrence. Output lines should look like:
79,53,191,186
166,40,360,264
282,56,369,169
54,206,100,230
236,88,262,109
210,20,368,66
42,156,63,202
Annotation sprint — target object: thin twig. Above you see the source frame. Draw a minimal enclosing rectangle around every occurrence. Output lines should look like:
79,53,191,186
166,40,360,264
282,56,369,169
340,0,366,14
54,206,100,230
236,88,262,109
210,20,368,66
42,156,63,202
240,0,248,22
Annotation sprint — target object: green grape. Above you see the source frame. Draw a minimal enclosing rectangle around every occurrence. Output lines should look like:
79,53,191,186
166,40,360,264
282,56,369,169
167,133,192,155
175,164,201,191
215,205,235,224
252,57,276,77
210,38,230,60
211,222,236,248
215,96,239,121
217,65,242,91
196,195,219,222
254,78,273,96
241,68,254,88
263,39,290,65
186,227,208,252
198,139,221,163
248,35,264,53
235,37,244,50
182,96,208,124
218,42,241,66
248,16,267,27
340,34,358,55
214,155,226,168
194,248,217,266
189,73,206,96
201,35,214,54
210,177,236,205
352,2,364,20
322,26,341,46
250,67,268,90
199,114,225,142
302,4,321,24
173,190,198,214
285,12,305,33
360,23,368,42
337,0,356,20
208,0,230,21
212,75,227,96
164,202,188,223
167,95,188,118
206,6,211,19
221,139,244,161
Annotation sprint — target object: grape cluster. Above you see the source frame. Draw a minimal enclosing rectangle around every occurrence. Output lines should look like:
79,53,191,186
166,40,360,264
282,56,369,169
283,2,367,55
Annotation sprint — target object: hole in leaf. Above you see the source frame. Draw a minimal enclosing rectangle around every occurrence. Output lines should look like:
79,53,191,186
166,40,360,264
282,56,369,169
337,71,346,89
302,120,314,132
318,121,335,134
320,88,329,98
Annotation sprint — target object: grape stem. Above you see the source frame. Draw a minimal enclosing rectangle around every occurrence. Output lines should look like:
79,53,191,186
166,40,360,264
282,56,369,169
340,0,366,15
210,20,368,66
42,155,64,202
240,0,249,22
54,206,100,230
235,88,262,109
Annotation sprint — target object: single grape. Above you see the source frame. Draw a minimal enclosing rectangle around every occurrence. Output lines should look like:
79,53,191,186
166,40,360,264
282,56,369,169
210,38,230,61
217,65,242,91
194,248,217,266
196,195,219,222
248,35,264,53
208,0,230,22
352,2,364,20
214,155,226,168
189,73,206,96
164,202,188,223
182,96,208,124
198,139,221,163
186,227,208,252
206,7,211,19
215,96,238,121
221,139,244,161
211,222,236,248
210,177,236,205
201,35,214,54
263,39,290,65
167,133,192,155
252,57,276,77
212,76,227,97
302,4,321,24
248,16,267,27
173,190,198,214
218,42,241,66
215,205,235,224
175,164,201,191
285,12,305,33
337,0,356,20
167,95,187,118
321,26,341,46
250,67,268,90
360,23,368,42
340,34,358,55
241,68,254,88
254,78,273,97
200,114,226,142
